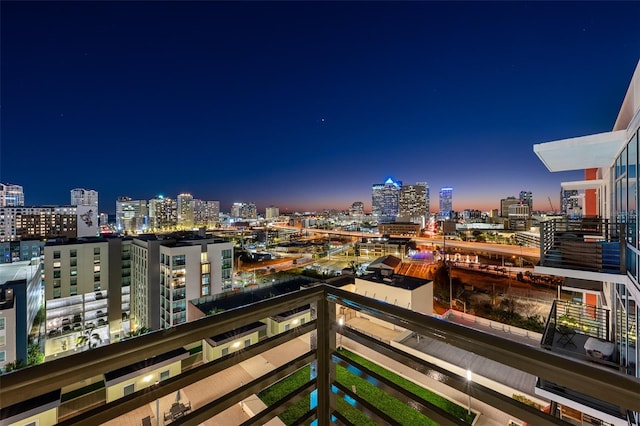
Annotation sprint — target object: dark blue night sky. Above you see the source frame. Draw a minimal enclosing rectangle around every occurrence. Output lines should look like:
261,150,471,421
2,1,639,214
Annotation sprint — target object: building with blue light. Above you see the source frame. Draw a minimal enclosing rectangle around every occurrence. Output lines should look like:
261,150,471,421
371,178,402,223
439,187,453,219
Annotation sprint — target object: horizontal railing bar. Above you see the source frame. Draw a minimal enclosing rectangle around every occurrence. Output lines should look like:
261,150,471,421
55,322,316,426
341,326,572,426
330,409,354,426
239,378,315,426
173,351,316,425
0,285,324,407
327,286,640,412
332,381,397,425
290,407,317,426
333,350,467,425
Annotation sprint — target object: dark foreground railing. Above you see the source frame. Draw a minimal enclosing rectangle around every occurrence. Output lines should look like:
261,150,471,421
1,284,639,426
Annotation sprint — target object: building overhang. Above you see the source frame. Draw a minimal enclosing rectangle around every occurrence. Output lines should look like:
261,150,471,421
534,265,629,285
561,180,605,191
533,130,627,172
535,384,627,426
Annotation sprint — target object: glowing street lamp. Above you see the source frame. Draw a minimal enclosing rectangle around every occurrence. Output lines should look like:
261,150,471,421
466,369,472,415
338,316,345,350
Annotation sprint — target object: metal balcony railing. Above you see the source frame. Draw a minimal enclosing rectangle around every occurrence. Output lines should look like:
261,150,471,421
539,218,625,274
1,284,639,426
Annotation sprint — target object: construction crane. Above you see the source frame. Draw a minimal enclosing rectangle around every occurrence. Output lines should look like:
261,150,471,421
548,196,556,214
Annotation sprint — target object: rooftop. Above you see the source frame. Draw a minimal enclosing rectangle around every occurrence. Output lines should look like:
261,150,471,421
0,259,39,285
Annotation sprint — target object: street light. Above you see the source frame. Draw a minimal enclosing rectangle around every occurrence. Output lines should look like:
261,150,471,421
466,369,472,415
441,220,453,309
338,316,345,350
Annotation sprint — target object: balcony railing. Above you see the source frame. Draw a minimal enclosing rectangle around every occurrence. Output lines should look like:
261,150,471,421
539,218,625,274
1,284,639,426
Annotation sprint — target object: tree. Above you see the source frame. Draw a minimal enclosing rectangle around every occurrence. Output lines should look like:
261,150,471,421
432,261,451,302
76,325,101,350
27,343,44,366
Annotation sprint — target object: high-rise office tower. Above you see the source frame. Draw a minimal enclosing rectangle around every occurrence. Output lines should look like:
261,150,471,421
204,201,220,226
115,197,148,232
439,187,453,219
149,195,175,229
399,182,429,225
519,190,533,212
70,188,99,209
231,202,257,220
372,178,402,222
177,193,194,228
265,206,280,220
500,196,520,218
350,202,364,217
0,183,24,207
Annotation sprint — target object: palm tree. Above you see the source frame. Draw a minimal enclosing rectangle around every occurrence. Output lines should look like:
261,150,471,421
76,325,101,350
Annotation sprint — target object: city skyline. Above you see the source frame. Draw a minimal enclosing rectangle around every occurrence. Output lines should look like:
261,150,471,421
2,2,639,213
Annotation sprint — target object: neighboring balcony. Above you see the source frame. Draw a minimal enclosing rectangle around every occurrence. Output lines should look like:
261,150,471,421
538,299,628,425
537,218,627,283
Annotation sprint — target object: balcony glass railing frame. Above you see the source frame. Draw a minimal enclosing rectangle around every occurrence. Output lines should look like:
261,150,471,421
2,284,640,426
539,218,625,274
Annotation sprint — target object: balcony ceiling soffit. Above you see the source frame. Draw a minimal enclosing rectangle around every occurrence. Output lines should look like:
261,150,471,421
533,130,626,172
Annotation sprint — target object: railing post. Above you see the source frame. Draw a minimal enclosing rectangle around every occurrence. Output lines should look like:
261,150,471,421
314,291,336,425
620,223,626,275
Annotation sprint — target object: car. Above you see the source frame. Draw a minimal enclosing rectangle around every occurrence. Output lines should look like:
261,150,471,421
48,329,60,337
62,325,72,332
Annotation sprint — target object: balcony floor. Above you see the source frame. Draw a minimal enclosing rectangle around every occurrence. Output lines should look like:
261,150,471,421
545,330,619,370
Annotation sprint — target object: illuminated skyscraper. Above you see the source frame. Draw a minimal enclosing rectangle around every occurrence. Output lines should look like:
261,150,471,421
0,183,24,207
177,193,194,228
265,206,280,220
231,202,257,219
116,197,148,232
371,178,401,222
519,190,533,212
439,187,453,219
399,182,429,225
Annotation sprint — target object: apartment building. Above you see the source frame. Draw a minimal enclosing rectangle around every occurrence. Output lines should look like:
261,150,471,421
70,188,98,209
43,238,112,358
0,260,42,370
130,234,233,331
0,205,98,242
533,60,640,425
0,183,24,207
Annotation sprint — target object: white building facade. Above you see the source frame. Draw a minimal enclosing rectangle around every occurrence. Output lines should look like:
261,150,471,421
70,188,98,208
533,60,640,425
0,183,24,207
